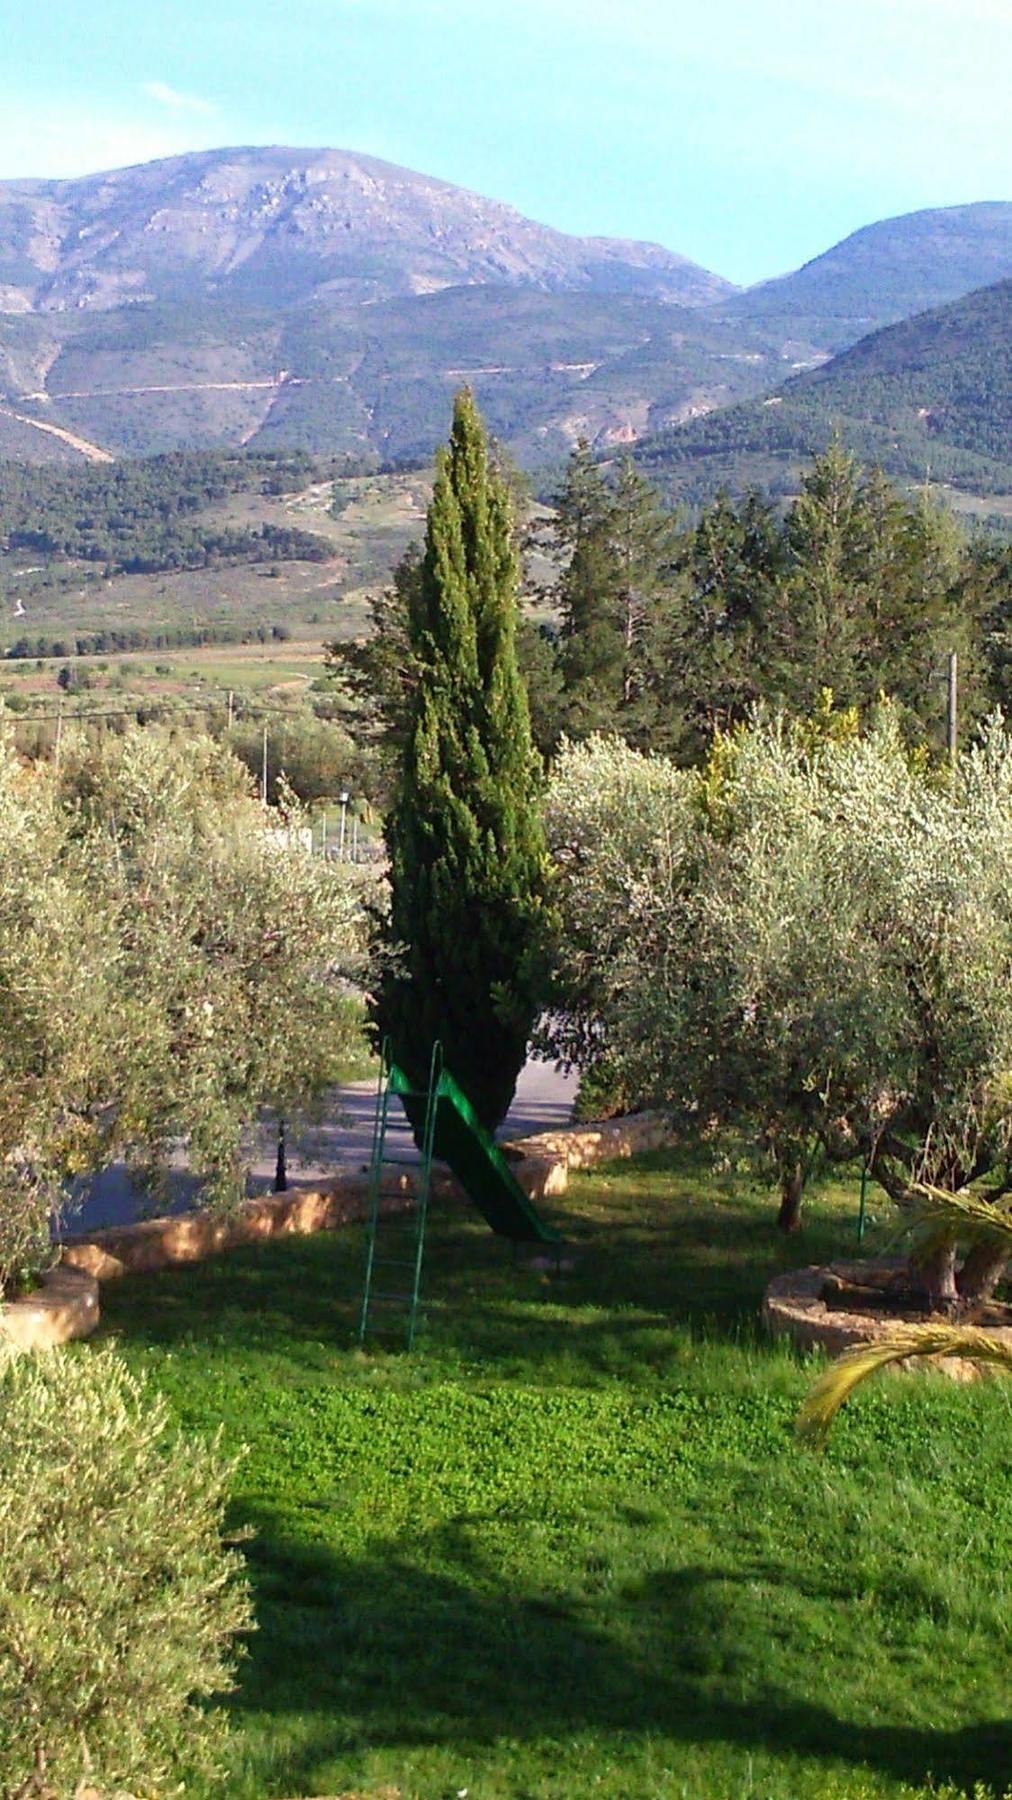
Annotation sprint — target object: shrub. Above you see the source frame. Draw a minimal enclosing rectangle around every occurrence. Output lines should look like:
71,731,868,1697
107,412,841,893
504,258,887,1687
0,1345,252,1797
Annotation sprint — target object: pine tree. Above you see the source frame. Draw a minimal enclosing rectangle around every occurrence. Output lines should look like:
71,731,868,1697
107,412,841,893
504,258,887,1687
610,457,680,727
759,448,980,748
873,485,979,748
663,488,783,757
551,441,625,733
762,440,873,710
377,390,550,1130
324,545,421,759
549,444,684,746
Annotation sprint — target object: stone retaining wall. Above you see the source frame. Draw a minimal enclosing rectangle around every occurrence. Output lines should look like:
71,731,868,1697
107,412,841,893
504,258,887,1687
61,1171,414,1283
0,1109,678,1349
503,1110,675,1178
0,1264,99,1350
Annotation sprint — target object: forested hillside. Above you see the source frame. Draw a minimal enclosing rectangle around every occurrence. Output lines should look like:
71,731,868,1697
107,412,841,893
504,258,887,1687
0,449,333,571
0,288,787,466
0,451,430,697
717,202,1012,354
631,280,1012,509
797,279,1012,462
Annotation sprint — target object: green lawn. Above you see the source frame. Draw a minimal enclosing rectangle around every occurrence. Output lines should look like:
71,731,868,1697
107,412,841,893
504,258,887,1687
96,1151,1012,1800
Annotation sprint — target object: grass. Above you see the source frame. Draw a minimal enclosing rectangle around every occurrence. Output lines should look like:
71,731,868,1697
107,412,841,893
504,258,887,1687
95,1150,1012,1800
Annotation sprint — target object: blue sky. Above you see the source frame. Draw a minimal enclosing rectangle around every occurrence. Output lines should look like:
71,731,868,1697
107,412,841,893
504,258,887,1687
2,0,1009,284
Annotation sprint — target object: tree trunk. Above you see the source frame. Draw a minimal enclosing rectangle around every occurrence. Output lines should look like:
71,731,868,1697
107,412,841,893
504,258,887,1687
912,1240,958,1311
777,1162,805,1233
957,1241,1010,1307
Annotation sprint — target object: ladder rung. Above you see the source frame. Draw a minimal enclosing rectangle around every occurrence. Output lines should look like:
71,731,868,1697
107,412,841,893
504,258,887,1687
368,1291,415,1304
373,1258,420,1270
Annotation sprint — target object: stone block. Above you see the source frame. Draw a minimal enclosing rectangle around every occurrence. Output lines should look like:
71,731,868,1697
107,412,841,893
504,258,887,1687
0,1264,100,1350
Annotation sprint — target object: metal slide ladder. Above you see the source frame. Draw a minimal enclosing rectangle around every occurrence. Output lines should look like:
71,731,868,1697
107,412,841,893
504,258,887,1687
358,1041,441,1349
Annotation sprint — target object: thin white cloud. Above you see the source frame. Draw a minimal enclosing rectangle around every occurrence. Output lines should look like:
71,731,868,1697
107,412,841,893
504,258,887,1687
888,0,1011,18
0,99,225,180
141,80,215,118
471,0,1011,27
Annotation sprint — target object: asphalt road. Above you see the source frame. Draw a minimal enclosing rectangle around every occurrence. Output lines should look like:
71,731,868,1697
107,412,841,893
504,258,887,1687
64,1057,579,1236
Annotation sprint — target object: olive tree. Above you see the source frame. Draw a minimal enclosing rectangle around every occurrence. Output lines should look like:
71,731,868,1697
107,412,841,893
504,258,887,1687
60,728,368,1203
0,722,368,1288
539,734,693,1113
544,713,1012,1307
0,737,121,1288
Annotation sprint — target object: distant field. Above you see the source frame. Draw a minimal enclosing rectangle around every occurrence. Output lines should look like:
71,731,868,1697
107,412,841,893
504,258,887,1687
0,467,435,711
944,487,1012,525
0,464,568,717
0,638,327,699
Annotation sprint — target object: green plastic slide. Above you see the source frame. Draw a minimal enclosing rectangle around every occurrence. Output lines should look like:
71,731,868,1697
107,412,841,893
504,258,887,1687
390,1062,563,1244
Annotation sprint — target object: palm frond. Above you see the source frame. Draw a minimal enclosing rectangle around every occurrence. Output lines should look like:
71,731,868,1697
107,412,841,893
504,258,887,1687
888,1180,1012,1270
797,1323,1012,1447
908,1180,1012,1244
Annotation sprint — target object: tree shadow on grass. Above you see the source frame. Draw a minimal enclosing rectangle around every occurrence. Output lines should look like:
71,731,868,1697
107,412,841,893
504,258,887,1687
97,1175,858,1377
230,1509,1010,1797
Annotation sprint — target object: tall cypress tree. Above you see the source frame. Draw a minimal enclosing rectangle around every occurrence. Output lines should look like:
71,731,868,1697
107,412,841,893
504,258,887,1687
376,390,550,1130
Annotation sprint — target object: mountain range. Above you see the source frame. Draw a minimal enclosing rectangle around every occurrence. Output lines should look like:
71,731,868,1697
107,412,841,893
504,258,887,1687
713,202,1012,355
0,145,731,313
0,146,1009,504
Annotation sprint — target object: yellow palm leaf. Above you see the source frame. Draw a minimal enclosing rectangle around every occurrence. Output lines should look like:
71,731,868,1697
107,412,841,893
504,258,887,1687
908,1180,1012,1243
797,1323,1012,1446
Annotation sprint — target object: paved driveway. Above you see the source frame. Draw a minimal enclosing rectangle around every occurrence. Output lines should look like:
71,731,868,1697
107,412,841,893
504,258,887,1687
65,1058,578,1236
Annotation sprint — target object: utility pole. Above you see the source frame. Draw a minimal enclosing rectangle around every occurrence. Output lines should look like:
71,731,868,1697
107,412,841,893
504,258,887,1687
54,696,64,774
261,724,268,806
948,650,958,769
227,689,234,732
339,790,349,859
